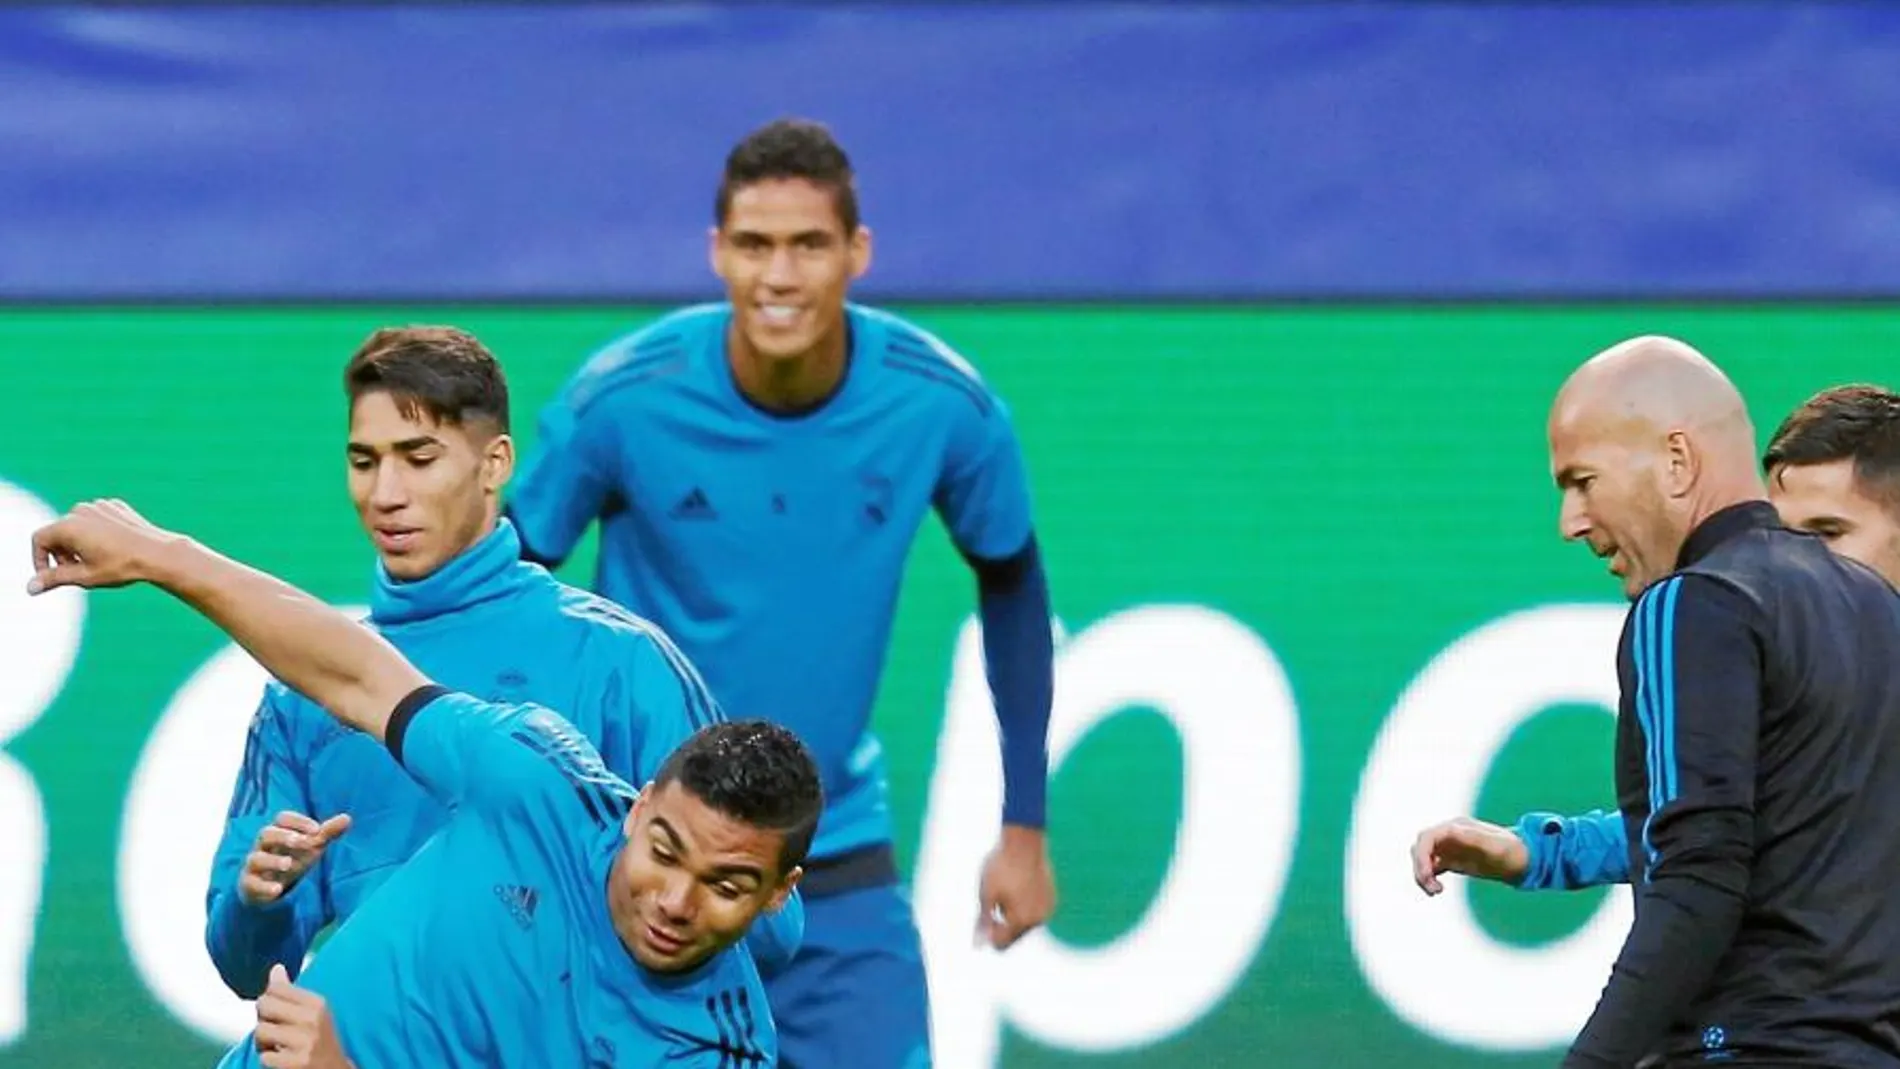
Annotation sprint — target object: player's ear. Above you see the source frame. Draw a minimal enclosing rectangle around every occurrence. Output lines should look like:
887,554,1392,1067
707,225,725,279
849,225,872,281
764,865,802,913
1664,429,1698,498
482,433,515,494
623,782,653,835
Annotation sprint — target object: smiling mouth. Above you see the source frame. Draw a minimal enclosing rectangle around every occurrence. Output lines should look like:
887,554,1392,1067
756,304,803,328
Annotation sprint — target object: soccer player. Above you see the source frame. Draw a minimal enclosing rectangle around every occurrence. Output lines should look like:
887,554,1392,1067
1485,338,1900,1067
206,326,801,1000
1412,383,1900,896
507,118,1056,1066
27,499,820,1069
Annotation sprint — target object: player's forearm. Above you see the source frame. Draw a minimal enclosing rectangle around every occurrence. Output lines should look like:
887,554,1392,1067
1514,810,1630,891
972,538,1054,827
144,537,425,740
205,882,308,999
1561,870,1748,1068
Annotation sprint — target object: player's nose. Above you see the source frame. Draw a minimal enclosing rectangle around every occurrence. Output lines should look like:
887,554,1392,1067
1558,494,1590,542
761,246,799,288
655,875,695,919
369,464,410,509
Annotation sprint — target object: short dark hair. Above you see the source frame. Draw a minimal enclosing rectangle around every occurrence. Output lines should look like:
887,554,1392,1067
653,720,824,878
715,118,859,234
1763,383,1900,514
344,326,510,434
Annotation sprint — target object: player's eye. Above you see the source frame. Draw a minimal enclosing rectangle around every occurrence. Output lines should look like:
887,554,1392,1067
712,882,744,900
651,846,677,866
407,453,438,468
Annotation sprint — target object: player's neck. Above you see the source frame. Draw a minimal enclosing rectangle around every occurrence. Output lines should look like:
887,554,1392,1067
726,323,849,414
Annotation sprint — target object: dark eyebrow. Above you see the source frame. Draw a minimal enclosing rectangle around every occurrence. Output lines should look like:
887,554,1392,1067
730,227,834,245
648,817,763,883
651,817,683,850
708,863,765,886
346,435,442,455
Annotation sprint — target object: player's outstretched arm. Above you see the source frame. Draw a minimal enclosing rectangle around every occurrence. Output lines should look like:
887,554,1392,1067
28,500,426,740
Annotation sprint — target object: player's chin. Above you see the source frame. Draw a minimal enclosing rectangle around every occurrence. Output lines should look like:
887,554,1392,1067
378,549,440,582
635,940,713,974
743,328,818,362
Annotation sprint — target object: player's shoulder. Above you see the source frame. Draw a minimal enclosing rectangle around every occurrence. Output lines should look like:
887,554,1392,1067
1722,525,1900,626
1630,569,1768,644
1685,526,1829,608
546,580,671,648
564,304,729,415
856,304,1002,418
548,584,716,683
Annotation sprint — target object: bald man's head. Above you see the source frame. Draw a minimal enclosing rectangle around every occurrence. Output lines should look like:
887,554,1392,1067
1548,335,1767,599
1551,335,1755,448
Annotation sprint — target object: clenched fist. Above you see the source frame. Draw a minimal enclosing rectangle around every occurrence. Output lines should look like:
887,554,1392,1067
974,825,1056,950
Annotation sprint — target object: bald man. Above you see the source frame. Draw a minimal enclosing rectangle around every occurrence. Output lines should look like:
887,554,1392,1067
1412,385,1900,901
1450,339,1900,1068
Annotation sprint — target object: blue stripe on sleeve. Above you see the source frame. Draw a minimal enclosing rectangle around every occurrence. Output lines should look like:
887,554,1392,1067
1635,588,1655,878
1658,577,1682,804
1635,576,1683,880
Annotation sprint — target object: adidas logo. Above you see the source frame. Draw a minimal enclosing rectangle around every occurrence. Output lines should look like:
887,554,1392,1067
494,883,539,930
669,487,718,521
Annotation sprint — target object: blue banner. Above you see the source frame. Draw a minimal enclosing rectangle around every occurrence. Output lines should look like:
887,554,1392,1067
5,3,1899,299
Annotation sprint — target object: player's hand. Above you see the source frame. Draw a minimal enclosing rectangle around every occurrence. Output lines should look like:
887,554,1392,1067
1411,816,1530,896
26,498,180,595
254,964,354,1069
975,824,1056,950
241,811,353,907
